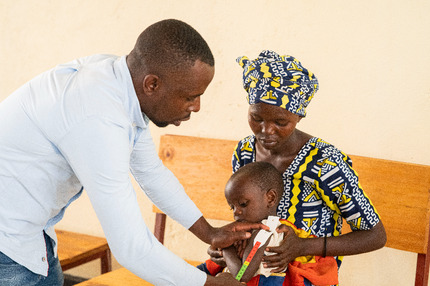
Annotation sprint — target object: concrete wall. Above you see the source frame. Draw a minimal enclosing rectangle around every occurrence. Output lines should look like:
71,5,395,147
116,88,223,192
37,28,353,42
1,0,429,284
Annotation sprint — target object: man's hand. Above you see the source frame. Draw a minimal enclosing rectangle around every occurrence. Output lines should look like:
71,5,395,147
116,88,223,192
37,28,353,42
210,221,269,249
189,217,268,249
205,272,245,285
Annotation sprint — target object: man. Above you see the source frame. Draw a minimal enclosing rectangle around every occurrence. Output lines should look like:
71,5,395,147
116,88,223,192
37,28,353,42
0,19,262,286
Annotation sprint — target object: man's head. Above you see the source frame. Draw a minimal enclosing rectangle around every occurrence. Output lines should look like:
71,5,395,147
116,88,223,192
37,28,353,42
225,162,284,223
127,19,215,127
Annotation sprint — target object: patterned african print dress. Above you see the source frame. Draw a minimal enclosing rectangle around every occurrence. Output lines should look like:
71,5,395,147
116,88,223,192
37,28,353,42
232,135,381,286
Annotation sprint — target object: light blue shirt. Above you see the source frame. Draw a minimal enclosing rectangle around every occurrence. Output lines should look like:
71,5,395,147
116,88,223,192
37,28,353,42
0,55,206,285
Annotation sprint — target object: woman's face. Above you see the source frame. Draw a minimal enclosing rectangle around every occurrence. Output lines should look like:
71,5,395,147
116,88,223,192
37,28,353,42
248,103,301,151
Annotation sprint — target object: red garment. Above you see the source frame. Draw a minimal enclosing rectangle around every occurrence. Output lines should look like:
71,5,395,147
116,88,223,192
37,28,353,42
205,259,224,276
283,256,338,286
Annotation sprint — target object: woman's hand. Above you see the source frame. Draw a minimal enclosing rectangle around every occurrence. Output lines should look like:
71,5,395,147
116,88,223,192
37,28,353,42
262,224,304,272
262,221,387,273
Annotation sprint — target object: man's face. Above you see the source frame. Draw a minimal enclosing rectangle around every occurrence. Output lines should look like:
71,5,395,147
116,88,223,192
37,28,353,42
148,60,214,127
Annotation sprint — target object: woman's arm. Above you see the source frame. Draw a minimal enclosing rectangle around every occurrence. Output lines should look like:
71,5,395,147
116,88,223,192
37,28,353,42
263,221,386,272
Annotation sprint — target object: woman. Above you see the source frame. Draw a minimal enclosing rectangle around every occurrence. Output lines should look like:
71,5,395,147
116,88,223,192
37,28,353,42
206,50,386,286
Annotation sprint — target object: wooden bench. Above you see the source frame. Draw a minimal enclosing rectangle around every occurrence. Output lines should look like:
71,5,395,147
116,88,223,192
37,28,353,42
57,229,112,274
77,134,430,286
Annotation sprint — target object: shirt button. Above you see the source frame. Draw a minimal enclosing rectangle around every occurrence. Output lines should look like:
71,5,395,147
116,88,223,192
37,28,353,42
132,122,137,127
42,257,46,262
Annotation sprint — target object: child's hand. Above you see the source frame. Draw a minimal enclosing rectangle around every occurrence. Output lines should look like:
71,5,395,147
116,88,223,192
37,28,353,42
207,246,226,267
233,239,248,259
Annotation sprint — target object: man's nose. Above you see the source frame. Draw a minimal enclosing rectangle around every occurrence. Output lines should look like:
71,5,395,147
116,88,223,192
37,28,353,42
188,97,200,112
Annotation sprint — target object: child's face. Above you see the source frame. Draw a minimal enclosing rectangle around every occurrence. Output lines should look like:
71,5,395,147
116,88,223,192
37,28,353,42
224,178,273,223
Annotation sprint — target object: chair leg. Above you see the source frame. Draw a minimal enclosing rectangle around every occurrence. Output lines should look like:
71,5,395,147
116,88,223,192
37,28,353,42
154,213,167,244
415,253,429,286
101,249,112,274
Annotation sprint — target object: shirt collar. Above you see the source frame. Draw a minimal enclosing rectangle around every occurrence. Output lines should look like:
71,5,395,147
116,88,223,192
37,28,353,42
114,55,148,129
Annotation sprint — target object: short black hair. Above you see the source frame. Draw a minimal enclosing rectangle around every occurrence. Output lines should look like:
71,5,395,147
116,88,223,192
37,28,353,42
128,19,214,77
231,161,284,201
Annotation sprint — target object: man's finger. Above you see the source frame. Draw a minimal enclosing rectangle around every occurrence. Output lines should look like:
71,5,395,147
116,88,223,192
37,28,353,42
218,231,252,248
233,222,269,232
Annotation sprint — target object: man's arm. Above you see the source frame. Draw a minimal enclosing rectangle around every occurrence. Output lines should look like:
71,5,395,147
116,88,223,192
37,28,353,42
129,129,203,229
58,119,208,285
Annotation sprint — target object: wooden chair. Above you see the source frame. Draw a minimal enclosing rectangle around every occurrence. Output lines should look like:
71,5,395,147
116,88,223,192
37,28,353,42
77,134,430,286
56,229,112,274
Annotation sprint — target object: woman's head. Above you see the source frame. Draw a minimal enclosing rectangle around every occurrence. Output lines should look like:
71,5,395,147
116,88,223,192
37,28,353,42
225,161,284,223
237,50,318,118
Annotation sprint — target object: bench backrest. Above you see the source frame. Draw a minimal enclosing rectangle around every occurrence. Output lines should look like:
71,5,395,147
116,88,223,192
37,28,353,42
154,134,430,286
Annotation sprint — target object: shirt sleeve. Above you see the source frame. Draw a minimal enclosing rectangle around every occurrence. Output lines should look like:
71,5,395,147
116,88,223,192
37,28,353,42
57,118,206,286
231,136,254,173
129,127,203,229
316,149,380,231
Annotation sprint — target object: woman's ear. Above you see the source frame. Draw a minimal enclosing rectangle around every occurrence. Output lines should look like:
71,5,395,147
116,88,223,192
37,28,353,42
266,189,278,207
142,74,159,94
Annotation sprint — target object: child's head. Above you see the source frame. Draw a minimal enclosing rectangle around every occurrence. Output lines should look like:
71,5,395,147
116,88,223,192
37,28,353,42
225,161,284,223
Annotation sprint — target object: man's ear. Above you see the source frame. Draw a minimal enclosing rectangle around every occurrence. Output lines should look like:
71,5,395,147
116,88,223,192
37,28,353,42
142,74,159,94
266,189,278,207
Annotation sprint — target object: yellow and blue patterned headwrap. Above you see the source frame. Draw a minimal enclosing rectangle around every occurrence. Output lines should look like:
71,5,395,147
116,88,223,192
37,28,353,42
237,50,319,117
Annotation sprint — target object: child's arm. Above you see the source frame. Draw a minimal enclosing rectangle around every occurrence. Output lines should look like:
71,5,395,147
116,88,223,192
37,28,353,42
222,244,243,277
236,230,272,283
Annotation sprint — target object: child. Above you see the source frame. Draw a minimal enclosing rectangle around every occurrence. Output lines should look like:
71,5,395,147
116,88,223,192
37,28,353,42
199,161,339,286
223,161,286,284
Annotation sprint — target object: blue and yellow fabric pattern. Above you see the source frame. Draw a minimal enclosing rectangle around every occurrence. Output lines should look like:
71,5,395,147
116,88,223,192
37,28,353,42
236,50,319,117
232,135,381,285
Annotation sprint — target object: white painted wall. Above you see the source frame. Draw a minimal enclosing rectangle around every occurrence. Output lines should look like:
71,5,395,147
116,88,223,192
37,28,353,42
1,0,429,284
